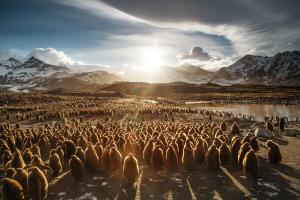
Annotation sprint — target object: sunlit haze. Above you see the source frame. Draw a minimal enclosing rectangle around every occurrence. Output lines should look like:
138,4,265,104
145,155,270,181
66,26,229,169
140,47,165,71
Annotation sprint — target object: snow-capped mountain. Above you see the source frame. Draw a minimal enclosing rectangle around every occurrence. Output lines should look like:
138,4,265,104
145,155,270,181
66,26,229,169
39,70,123,90
0,56,122,91
0,57,23,76
0,56,69,84
173,64,213,83
0,50,299,92
211,51,300,85
122,51,300,85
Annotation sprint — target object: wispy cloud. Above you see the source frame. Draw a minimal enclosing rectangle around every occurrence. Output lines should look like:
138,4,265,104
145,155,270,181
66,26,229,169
66,0,300,57
57,0,147,23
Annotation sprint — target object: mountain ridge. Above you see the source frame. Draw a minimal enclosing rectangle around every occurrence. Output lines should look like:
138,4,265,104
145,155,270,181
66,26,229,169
0,50,299,91
211,50,300,85
0,56,123,91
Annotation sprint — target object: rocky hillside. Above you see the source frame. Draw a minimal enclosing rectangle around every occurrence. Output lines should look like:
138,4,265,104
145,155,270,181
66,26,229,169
0,57,123,91
211,51,300,85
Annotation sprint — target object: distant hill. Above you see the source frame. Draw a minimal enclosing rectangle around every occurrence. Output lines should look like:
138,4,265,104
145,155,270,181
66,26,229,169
101,81,223,96
0,51,299,92
0,56,123,91
123,64,213,83
211,51,300,85
122,51,300,85
100,81,300,98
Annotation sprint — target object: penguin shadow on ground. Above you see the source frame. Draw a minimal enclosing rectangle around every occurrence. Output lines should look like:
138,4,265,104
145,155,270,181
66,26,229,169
212,155,300,200
117,184,137,200
187,163,249,200
47,169,125,200
140,165,191,200
250,156,300,199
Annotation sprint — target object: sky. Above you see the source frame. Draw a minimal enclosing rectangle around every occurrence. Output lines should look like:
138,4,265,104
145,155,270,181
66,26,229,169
0,0,300,72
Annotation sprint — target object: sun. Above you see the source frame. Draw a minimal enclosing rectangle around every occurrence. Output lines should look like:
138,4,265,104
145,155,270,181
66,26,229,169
141,47,164,71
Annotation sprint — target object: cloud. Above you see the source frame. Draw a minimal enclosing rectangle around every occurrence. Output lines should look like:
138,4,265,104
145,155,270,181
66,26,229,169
57,0,147,23
179,47,211,61
8,0,297,71
27,48,74,66
179,56,238,72
98,0,300,57
0,49,24,60
101,0,300,26
177,46,240,71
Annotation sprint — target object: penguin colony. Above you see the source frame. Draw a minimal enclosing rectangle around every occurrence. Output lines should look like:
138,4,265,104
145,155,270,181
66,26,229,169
0,97,284,199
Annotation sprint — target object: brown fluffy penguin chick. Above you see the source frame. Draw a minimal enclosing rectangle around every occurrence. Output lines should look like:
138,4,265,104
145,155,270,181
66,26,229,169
124,140,134,156
176,138,185,160
37,137,48,156
230,138,241,162
205,145,220,170
1,178,24,200
241,134,251,144
78,136,87,150
238,142,252,168
165,145,178,170
220,121,227,132
123,153,139,185
213,138,222,148
90,133,99,145
4,168,16,178
243,149,259,178
6,136,15,153
64,140,76,161
27,167,48,200
133,143,143,160
2,150,13,166
109,147,122,171
12,168,28,191
30,155,52,173
55,146,65,167
93,143,103,166
75,147,85,163
31,145,41,157
230,122,240,136
143,140,153,165
151,146,164,170
84,145,99,171
219,142,231,165
49,153,62,177
69,155,84,182
230,136,240,146
22,148,33,164
102,146,111,170
250,136,259,152
10,149,25,169
266,140,282,164
182,146,195,170
194,141,206,164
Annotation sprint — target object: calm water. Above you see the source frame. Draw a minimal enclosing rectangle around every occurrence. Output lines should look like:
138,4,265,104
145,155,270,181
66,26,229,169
186,102,300,121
